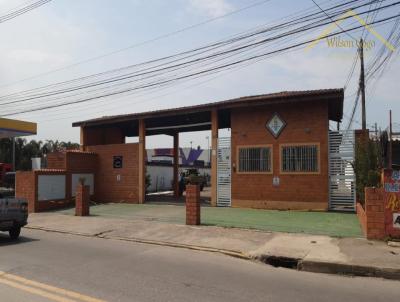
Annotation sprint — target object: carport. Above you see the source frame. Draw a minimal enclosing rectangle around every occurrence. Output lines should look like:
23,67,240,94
72,89,344,210
74,106,229,206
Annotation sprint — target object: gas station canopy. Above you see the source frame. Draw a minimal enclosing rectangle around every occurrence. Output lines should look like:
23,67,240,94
0,118,37,138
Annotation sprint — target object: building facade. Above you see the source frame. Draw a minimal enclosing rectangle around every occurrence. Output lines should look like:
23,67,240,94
17,89,350,212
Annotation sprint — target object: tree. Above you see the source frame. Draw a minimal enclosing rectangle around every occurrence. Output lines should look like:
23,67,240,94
354,138,382,203
0,138,79,171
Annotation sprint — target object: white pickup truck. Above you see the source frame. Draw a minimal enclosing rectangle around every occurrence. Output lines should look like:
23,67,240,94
0,196,28,240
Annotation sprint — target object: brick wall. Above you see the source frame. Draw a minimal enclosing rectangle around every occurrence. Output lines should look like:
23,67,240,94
16,170,74,213
356,188,385,240
47,152,65,169
86,143,139,203
65,151,97,173
230,100,329,210
15,171,36,212
82,126,125,146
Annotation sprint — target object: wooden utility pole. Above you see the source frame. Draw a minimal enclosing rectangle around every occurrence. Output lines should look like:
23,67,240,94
389,110,393,169
359,38,367,131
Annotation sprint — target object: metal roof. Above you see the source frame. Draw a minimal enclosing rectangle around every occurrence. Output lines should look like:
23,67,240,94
72,89,344,128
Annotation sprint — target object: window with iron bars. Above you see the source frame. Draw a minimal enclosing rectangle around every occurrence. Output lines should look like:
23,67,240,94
238,146,271,173
281,144,319,173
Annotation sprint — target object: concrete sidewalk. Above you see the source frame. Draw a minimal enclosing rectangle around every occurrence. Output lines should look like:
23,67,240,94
25,213,400,280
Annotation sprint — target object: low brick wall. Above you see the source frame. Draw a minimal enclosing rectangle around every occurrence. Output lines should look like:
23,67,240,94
356,188,386,240
16,170,73,213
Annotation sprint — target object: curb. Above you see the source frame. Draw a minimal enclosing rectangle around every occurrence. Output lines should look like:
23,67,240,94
298,260,400,280
254,254,400,280
25,226,250,260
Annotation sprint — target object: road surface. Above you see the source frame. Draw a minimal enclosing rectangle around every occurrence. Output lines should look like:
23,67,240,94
0,229,398,302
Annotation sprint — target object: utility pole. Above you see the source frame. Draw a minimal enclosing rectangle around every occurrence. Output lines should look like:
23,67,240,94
359,38,367,131
389,110,393,169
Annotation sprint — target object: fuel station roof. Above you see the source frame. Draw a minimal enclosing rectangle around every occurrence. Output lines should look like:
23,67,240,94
0,118,37,138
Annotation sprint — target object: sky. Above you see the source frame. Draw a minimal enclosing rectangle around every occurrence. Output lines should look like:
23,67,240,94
0,0,399,149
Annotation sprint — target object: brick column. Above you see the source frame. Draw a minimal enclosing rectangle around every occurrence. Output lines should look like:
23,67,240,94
186,184,200,225
210,109,218,206
173,132,180,198
138,119,146,204
76,184,90,216
365,187,385,239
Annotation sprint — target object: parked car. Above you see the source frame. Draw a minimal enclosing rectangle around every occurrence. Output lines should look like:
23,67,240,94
0,196,28,240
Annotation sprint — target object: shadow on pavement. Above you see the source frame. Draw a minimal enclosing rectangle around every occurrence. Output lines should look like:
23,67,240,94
0,233,39,246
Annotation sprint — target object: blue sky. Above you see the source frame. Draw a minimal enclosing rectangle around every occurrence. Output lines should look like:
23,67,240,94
0,0,398,148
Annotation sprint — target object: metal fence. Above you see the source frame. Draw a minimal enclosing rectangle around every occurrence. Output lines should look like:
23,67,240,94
328,130,356,211
217,137,231,207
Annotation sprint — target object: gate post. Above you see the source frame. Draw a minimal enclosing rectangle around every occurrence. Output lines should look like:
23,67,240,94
76,183,90,216
211,109,218,207
186,184,200,225
138,119,146,204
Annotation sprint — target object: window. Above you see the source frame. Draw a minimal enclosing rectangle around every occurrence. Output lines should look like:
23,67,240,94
238,146,272,173
281,144,319,173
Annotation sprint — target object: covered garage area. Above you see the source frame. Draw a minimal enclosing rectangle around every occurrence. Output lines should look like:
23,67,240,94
72,89,344,210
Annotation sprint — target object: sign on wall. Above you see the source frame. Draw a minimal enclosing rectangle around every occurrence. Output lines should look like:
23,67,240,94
384,169,400,237
113,156,123,168
393,213,400,229
266,113,286,138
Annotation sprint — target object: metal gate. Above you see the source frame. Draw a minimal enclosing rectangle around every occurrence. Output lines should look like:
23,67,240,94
328,130,356,211
217,137,231,207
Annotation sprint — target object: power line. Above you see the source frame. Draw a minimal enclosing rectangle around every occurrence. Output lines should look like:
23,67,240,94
310,0,357,40
0,0,52,24
1,0,389,108
0,0,357,100
0,0,273,89
4,11,400,117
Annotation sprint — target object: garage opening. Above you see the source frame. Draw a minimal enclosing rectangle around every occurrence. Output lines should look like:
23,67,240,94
144,130,212,205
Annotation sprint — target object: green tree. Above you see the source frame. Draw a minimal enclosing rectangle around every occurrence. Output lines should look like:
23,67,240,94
0,138,79,171
354,139,382,203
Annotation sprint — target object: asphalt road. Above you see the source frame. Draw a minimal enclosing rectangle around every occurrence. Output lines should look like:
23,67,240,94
0,229,398,302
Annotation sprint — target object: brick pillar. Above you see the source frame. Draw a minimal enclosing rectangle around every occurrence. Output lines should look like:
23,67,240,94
138,119,146,204
186,184,200,225
210,109,218,207
365,187,385,240
173,132,180,198
76,184,90,216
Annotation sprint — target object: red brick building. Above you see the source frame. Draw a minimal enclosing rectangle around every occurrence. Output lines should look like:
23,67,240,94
16,89,352,213
68,88,345,211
